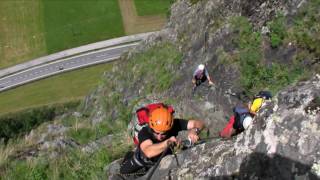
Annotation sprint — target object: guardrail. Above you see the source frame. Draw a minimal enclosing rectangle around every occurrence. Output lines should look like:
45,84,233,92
0,32,156,78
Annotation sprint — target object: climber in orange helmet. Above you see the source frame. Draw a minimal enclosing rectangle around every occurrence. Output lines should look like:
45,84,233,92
120,104,205,175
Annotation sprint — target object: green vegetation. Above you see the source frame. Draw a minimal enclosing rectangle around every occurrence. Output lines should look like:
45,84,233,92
68,127,96,145
231,17,303,96
134,0,173,16
0,0,124,69
43,0,124,54
0,63,112,115
3,142,131,179
0,0,47,69
96,42,183,134
190,0,202,4
102,43,182,127
0,99,131,179
215,1,319,97
289,0,320,58
125,43,182,94
0,101,79,143
267,14,287,48
68,121,112,145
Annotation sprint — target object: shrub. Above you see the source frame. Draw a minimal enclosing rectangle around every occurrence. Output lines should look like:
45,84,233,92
67,119,114,145
0,101,80,143
267,14,287,48
231,16,304,96
68,127,96,145
290,0,320,56
2,143,131,180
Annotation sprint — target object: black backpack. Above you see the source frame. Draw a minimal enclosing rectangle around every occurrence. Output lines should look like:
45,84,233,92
256,91,272,100
233,106,250,130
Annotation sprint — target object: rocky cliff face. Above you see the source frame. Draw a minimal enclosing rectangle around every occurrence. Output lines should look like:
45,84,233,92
103,0,320,179
145,74,320,179
2,0,319,178
85,0,318,138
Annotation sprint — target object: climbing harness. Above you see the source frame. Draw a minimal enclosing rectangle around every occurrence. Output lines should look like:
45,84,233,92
145,135,223,179
113,171,147,180
146,142,175,180
113,129,222,179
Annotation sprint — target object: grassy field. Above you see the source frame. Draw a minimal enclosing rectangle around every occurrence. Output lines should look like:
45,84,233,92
134,0,172,16
0,0,47,69
0,0,173,69
43,0,124,54
0,0,124,69
0,0,172,114
0,63,112,115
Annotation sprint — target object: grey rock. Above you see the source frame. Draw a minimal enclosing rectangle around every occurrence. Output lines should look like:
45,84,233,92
150,75,320,179
261,26,270,35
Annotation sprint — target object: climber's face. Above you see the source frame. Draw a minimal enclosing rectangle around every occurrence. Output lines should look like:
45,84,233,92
152,129,169,141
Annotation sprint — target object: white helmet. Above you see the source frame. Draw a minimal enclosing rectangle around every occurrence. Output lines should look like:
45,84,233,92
242,116,253,129
198,64,205,70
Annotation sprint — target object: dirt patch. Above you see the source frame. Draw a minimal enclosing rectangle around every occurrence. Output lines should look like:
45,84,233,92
118,0,167,35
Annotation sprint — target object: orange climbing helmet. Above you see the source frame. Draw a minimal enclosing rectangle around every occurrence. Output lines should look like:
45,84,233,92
149,107,174,132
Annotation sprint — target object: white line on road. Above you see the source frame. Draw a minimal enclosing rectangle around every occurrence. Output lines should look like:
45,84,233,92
0,42,139,82
0,56,120,92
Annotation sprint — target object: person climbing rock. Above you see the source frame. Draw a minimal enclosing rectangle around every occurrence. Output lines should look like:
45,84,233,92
120,104,205,176
248,91,272,115
219,106,253,138
192,64,214,93
219,91,272,138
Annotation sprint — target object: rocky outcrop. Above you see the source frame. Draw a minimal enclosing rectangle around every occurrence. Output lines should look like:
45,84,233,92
97,0,319,178
82,0,314,135
140,75,320,179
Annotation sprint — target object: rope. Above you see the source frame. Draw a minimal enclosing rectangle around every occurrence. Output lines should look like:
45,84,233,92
112,131,222,179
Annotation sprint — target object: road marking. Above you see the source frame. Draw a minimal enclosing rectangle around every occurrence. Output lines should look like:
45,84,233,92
0,42,139,83
0,43,138,92
0,56,120,92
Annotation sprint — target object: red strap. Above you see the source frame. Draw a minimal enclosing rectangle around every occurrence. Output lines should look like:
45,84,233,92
136,110,149,125
133,137,139,146
136,103,174,125
167,106,175,114
219,116,235,138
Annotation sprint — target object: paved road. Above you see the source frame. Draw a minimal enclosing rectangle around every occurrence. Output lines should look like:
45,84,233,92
0,42,139,92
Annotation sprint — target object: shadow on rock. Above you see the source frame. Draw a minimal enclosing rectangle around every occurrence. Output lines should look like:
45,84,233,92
213,152,319,180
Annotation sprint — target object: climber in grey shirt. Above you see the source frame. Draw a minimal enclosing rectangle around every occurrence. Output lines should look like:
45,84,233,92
192,64,214,93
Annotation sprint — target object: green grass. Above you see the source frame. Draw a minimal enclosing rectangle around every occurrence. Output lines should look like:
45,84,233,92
0,0,124,69
267,14,287,48
0,101,79,143
0,0,47,69
125,43,182,94
98,43,182,131
231,16,304,96
43,0,124,54
68,120,112,145
289,0,320,57
0,63,112,115
190,0,202,4
2,143,131,180
134,0,173,16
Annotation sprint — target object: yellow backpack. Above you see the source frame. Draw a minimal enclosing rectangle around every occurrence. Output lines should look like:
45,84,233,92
249,91,272,114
